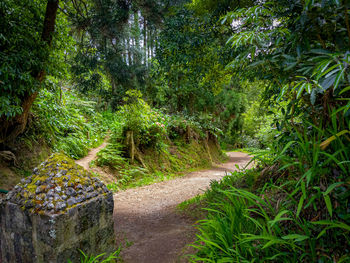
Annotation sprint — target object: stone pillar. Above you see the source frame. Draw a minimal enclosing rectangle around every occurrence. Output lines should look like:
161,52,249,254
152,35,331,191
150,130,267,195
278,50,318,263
0,153,116,263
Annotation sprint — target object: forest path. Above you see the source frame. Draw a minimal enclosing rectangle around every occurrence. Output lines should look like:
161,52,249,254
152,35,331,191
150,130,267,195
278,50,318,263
75,137,117,184
75,141,107,170
76,144,251,262
114,152,251,263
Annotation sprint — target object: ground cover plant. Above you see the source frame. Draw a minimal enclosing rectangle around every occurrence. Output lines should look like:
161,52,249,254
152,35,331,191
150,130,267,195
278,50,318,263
31,88,108,159
1,0,349,261
184,0,350,262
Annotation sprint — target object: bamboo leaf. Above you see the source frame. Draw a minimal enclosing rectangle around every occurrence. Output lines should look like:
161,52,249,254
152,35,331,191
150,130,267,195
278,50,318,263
333,67,345,90
339,86,350,95
320,130,349,150
323,194,332,217
301,181,306,198
323,182,343,196
312,220,350,231
297,196,305,217
282,234,309,242
297,82,306,98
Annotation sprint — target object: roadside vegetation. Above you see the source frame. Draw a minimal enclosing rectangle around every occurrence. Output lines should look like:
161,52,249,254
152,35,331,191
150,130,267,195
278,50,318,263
1,0,349,262
177,1,350,262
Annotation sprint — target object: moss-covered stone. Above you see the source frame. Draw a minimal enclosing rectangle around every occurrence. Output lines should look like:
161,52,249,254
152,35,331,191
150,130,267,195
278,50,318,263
4,153,110,214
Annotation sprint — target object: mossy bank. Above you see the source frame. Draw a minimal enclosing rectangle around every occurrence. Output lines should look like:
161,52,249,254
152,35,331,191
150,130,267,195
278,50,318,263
95,131,227,190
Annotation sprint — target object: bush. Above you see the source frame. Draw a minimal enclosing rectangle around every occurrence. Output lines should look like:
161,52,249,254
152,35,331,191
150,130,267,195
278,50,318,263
117,90,168,149
29,88,108,159
190,122,350,262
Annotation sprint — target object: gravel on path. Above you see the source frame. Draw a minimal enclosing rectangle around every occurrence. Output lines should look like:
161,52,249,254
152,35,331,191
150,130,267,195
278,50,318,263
114,152,251,263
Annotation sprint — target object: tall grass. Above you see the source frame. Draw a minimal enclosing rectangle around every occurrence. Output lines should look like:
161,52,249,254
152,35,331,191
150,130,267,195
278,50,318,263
189,118,350,262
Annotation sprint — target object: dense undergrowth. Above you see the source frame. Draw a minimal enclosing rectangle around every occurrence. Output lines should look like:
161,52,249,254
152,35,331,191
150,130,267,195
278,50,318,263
176,1,350,262
181,123,350,262
32,89,108,159
183,121,350,262
1,0,350,261
0,88,226,191
94,90,226,190
0,87,109,189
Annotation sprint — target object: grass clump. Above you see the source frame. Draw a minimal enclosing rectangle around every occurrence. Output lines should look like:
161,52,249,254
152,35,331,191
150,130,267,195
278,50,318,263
67,248,121,263
187,122,350,262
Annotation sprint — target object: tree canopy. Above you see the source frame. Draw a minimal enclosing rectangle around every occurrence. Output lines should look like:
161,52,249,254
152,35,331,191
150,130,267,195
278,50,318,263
0,1,349,260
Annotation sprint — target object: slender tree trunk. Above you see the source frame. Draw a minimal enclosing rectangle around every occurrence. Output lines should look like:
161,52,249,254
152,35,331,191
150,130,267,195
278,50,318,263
134,10,141,64
150,28,154,58
0,0,59,143
127,37,131,66
148,28,151,61
143,19,147,65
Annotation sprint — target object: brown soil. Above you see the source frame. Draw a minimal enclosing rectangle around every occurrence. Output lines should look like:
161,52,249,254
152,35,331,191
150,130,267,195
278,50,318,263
75,140,117,184
0,139,51,191
114,152,251,263
75,141,107,170
76,146,251,263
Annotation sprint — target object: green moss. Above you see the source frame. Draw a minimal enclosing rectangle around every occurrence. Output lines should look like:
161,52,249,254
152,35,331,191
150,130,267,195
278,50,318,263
24,153,91,195
9,153,110,214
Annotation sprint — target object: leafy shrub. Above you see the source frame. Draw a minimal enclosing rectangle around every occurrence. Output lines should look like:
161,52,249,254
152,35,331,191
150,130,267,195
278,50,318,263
117,90,168,149
29,88,108,159
239,134,260,148
190,123,350,262
96,117,126,169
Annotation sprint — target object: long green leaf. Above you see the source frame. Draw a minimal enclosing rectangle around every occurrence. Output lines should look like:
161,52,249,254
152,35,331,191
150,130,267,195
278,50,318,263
323,182,343,196
323,195,332,217
282,234,309,242
297,196,305,217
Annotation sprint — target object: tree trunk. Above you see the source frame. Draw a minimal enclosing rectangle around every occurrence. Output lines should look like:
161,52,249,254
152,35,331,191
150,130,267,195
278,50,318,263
0,0,59,143
143,18,147,65
134,11,141,64
127,37,131,66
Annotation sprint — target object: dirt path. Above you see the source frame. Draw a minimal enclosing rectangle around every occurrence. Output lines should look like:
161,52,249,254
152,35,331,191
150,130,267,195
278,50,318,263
75,140,117,184
76,145,251,262
114,152,251,263
75,141,107,170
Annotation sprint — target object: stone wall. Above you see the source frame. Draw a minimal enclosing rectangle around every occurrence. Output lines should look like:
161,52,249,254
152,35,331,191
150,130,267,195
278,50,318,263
0,153,116,263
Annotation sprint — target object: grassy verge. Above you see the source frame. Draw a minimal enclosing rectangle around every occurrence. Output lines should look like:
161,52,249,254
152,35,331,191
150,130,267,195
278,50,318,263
99,143,226,191
177,167,261,221
184,132,350,262
177,194,208,221
113,165,213,190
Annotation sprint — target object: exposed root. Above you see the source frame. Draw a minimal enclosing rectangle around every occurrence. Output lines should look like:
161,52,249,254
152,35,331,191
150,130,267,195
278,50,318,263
0,151,19,167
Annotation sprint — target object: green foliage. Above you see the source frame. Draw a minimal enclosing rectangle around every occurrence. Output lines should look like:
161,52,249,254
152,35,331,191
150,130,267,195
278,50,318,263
30,88,108,159
0,0,73,119
65,0,165,109
153,3,235,114
240,99,280,148
188,3,350,260
96,103,226,191
224,0,350,127
215,85,247,147
67,248,121,263
0,0,46,118
117,90,168,148
190,120,350,261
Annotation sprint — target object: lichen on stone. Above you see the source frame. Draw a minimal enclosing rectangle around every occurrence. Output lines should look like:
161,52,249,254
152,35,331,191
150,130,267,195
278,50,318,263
5,153,110,214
